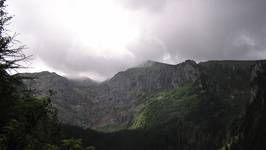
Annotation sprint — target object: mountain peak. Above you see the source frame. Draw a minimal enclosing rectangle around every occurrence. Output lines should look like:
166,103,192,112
137,60,173,68
184,59,197,64
137,60,158,68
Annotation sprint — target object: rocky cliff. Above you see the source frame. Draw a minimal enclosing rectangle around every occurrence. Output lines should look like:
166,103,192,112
20,60,257,130
224,60,266,150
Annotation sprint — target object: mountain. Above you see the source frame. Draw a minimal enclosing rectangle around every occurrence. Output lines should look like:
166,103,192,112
20,60,257,134
20,71,98,127
129,60,256,144
20,59,266,149
20,60,199,128
223,60,266,150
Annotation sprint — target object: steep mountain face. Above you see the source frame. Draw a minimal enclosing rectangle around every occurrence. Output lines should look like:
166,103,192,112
224,60,266,150
90,60,200,129
21,71,98,127
129,60,256,145
20,60,257,131
187,61,255,137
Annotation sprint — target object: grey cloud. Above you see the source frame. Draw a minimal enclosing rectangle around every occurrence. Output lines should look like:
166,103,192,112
117,0,169,11
126,0,266,62
32,38,137,79
8,0,266,80
127,33,167,61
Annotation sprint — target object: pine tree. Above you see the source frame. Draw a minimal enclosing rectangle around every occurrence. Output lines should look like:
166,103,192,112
0,1,60,149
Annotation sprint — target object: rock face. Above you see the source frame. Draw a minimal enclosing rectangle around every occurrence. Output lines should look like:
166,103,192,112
91,60,200,128
21,71,98,127
20,60,257,129
225,60,266,150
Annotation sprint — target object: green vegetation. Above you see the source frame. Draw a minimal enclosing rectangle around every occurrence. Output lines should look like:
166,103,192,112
96,123,129,133
61,138,95,150
0,1,94,149
60,122,215,150
131,83,199,128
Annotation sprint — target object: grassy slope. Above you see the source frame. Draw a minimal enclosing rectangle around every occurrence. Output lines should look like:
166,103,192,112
130,83,199,129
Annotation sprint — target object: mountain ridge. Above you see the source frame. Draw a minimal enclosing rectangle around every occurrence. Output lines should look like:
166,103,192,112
20,59,259,130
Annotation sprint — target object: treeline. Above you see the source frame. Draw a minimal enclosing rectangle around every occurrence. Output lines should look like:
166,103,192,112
61,118,216,150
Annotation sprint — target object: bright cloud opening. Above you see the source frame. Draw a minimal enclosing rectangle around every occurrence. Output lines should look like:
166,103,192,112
51,0,141,53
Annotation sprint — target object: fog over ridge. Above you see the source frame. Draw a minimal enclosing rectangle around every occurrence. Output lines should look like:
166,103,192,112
7,0,266,80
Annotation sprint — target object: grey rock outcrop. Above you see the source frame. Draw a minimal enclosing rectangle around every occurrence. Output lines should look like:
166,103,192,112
20,60,257,129
91,60,200,128
21,60,200,128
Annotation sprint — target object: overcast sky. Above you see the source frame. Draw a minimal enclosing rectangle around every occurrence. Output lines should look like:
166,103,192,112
7,0,266,80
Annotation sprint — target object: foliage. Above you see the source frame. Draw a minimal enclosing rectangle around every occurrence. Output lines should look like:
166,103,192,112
0,93,60,149
96,123,129,133
130,83,199,129
61,138,95,150
60,122,214,150
0,1,95,149
0,0,26,72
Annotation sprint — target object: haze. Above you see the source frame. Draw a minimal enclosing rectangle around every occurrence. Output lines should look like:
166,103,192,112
7,0,266,81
